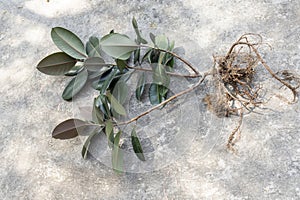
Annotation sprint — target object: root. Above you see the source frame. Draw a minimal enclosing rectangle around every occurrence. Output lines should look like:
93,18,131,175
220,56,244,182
205,33,299,152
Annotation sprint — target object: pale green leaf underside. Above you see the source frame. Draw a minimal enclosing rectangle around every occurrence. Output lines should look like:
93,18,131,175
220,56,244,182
100,33,139,60
51,27,87,59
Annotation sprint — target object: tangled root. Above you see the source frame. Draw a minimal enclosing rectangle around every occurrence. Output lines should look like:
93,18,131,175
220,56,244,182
205,33,299,152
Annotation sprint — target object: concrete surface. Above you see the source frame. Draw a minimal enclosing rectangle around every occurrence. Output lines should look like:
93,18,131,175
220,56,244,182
0,0,299,199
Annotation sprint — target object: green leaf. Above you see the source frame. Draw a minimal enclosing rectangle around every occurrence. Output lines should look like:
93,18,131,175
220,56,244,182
134,48,140,64
169,40,175,51
100,33,139,60
81,129,102,159
131,127,146,161
149,83,168,105
64,64,84,76
92,98,104,124
84,57,107,71
149,32,156,44
52,118,90,139
100,68,117,94
62,68,88,101
112,81,128,105
153,64,170,86
37,52,76,76
88,66,111,80
135,72,146,101
132,17,147,44
155,35,168,50
112,131,123,173
86,36,102,57
105,120,114,148
115,59,127,72
97,94,111,119
51,27,87,59
107,92,126,116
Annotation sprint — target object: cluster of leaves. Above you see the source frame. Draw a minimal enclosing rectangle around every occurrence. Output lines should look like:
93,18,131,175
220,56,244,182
37,18,177,172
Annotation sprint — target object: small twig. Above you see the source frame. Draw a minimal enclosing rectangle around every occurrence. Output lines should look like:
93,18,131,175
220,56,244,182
141,45,200,75
126,65,201,78
118,71,210,125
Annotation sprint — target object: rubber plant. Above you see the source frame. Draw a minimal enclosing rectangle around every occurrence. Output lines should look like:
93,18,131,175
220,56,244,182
36,18,299,173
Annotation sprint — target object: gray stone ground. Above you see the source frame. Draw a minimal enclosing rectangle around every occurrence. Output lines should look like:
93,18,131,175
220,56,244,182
1,0,300,199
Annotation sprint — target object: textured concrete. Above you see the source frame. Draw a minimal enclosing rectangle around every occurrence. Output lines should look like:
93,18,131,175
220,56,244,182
0,0,299,199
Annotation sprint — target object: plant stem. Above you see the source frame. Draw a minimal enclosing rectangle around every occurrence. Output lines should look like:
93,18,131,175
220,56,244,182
126,65,201,78
118,71,210,126
140,45,200,75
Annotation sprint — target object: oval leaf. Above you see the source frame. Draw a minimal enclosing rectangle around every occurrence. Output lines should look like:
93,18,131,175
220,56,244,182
112,131,123,173
92,98,104,124
82,128,102,159
37,52,76,76
155,35,168,50
135,72,146,101
64,64,84,76
112,81,128,105
52,118,88,139
116,59,127,72
149,83,168,105
84,57,107,71
131,127,145,161
51,27,87,59
153,64,170,86
86,36,102,57
107,92,126,116
62,68,88,101
100,33,139,60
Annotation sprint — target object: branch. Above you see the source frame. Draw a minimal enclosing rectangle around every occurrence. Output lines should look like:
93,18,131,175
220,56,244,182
118,71,210,126
141,45,200,75
126,65,201,78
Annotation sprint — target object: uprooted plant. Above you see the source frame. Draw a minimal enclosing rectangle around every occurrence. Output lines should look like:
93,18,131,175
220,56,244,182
36,18,299,172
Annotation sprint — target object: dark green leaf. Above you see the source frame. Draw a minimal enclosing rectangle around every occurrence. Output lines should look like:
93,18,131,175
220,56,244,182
81,129,102,159
62,68,88,101
96,94,111,119
131,127,145,161
107,92,126,116
132,17,147,44
105,120,114,148
92,98,104,124
112,131,123,173
84,57,107,71
51,27,87,59
86,36,102,57
149,83,168,105
100,68,117,94
112,81,128,105
64,64,84,76
153,64,170,86
52,118,90,139
132,17,139,29
149,32,156,44
134,48,140,64
37,52,76,76
100,33,139,60
116,59,127,72
88,66,111,80
135,72,146,101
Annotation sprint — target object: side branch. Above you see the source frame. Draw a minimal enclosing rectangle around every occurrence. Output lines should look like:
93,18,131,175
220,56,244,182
141,45,200,75
126,65,201,78
118,71,210,125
